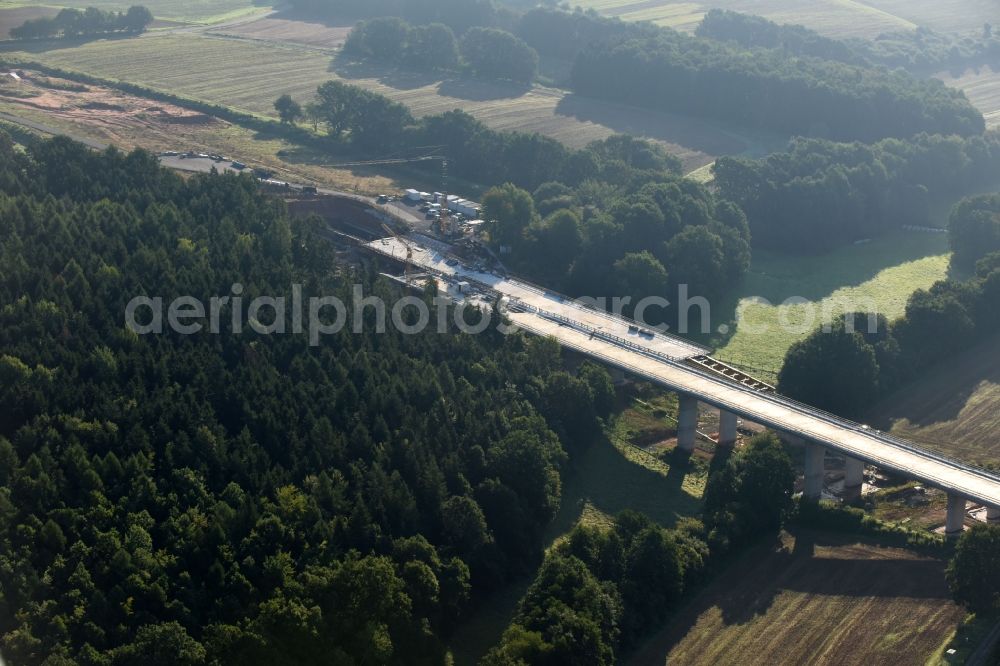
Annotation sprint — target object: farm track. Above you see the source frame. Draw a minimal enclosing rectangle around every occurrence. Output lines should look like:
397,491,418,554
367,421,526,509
0,109,106,148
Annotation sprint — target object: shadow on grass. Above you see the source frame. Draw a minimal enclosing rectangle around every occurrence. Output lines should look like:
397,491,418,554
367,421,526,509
626,528,954,664
554,92,761,156
869,333,1000,429
553,435,704,535
449,436,706,666
436,77,531,101
699,231,952,349
329,55,443,91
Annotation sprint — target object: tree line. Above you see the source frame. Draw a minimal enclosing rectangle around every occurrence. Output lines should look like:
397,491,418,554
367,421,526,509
277,79,755,307
10,6,153,40
778,243,1000,421
714,132,1000,253
569,29,983,143
0,132,624,663
480,169,751,314
344,17,538,84
506,8,984,143
950,193,1000,271
279,81,677,187
697,10,1000,75
292,5,985,143
484,433,796,664
0,50,753,316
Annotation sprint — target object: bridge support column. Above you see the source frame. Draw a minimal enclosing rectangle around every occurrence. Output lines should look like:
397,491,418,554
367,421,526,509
718,410,738,447
610,368,626,385
844,457,865,490
803,443,825,501
987,506,1000,524
677,394,698,453
946,494,967,537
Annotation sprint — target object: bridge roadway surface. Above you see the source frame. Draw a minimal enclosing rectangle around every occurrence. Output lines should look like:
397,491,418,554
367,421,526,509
366,236,1000,508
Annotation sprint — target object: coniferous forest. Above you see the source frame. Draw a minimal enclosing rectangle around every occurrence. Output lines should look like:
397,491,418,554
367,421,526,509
0,134,621,663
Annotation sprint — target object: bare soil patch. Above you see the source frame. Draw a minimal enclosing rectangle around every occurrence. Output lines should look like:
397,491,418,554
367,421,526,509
0,70,219,137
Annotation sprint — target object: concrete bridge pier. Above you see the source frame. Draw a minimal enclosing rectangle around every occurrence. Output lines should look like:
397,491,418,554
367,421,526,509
803,443,826,501
610,368,626,385
946,494,968,537
718,410,738,447
987,506,1000,524
677,394,698,453
844,456,865,490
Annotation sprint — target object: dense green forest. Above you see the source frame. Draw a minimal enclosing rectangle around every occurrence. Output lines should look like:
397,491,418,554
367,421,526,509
697,10,1000,74
344,18,461,72
484,434,795,664
714,132,1000,253
0,133,627,663
569,29,982,142
343,17,539,83
282,81,749,306
481,170,751,310
11,6,153,40
950,193,1000,271
298,3,983,143
289,80,681,190
510,8,986,142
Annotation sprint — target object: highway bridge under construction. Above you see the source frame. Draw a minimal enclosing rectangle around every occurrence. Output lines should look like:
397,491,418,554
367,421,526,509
363,234,1000,535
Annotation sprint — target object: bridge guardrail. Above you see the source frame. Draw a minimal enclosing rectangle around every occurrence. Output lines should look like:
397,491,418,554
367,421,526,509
368,238,1000,492
503,275,710,356
517,301,1000,487
520,318,1000,497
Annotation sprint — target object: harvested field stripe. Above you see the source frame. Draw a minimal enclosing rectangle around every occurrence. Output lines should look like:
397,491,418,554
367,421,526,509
8,32,766,171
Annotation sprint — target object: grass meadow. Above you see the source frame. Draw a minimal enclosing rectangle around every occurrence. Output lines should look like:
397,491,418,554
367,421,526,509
5,32,772,171
448,390,713,665
711,232,951,379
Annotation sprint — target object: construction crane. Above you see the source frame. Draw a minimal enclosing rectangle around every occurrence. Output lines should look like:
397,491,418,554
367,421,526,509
381,222,414,284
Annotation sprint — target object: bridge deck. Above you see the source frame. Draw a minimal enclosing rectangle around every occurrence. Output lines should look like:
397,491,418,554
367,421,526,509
368,237,707,359
511,315,1000,507
365,235,1000,508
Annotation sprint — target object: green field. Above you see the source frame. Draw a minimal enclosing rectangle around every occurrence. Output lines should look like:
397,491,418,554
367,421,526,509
628,529,964,666
0,0,270,24
712,232,950,379
5,31,775,171
449,393,712,665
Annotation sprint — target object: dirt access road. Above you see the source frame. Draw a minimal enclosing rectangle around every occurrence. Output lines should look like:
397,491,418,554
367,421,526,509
0,110,106,149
